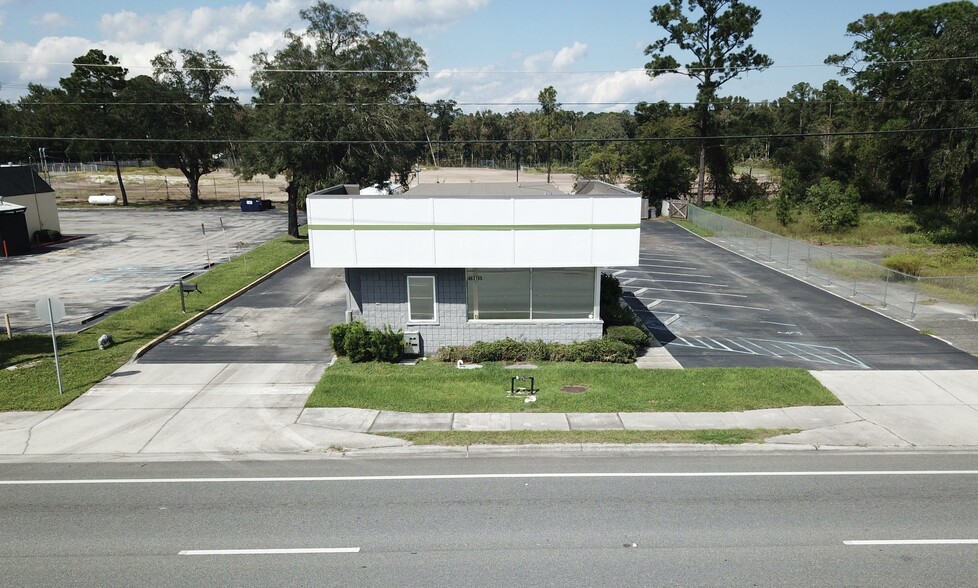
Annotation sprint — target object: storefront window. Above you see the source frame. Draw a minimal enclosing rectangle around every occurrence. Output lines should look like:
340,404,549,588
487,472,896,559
466,268,594,320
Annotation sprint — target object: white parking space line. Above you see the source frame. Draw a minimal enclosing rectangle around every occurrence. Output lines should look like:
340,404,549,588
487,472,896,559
638,263,701,271
643,298,771,312
631,278,732,288
663,314,681,326
636,286,748,299
845,540,978,546
634,288,648,296
179,548,361,556
641,270,713,279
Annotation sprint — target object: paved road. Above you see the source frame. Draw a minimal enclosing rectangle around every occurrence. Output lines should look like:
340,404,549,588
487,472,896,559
142,261,347,363
0,208,290,333
2,454,977,586
610,221,978,370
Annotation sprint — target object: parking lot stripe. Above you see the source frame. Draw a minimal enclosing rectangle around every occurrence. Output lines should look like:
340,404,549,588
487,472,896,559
646,298,771,312
636,286,748,299
625,277,731,289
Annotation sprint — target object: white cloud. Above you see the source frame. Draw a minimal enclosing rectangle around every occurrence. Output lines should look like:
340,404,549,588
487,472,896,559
30,12,72,29
523,42,588,72
553,42,587,70
351,0,489,33
419,67,694,115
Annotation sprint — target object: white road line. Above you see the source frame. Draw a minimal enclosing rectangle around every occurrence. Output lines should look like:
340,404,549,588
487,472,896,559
663,314,681,326
708,338,732,351
6,472,978,486
633,288,648,296
646,299,662,308
179,548,361,556
844,540,978,546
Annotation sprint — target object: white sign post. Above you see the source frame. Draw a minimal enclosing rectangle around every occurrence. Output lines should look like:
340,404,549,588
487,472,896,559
35,296,65,395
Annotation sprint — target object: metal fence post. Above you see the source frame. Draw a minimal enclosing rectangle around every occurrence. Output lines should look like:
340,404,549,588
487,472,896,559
805,243,811,277
882,272,889,308
785,239,791,268
910,277,921,319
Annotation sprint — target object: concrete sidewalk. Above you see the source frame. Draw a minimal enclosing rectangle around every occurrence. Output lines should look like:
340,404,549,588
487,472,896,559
3,363,978,460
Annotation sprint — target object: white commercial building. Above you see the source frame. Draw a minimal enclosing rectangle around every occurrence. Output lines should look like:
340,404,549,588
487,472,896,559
307,181,641,353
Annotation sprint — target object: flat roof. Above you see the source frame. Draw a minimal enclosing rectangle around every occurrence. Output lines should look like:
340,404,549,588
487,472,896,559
309,181,640,199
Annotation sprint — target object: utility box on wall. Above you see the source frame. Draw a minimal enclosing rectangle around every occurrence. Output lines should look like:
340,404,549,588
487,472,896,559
403,331,422,356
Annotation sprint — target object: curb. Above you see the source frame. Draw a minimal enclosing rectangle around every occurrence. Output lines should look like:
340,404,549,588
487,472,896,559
130,249,310,361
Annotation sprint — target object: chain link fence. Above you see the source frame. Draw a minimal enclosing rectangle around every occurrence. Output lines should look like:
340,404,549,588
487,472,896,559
679,201,978,322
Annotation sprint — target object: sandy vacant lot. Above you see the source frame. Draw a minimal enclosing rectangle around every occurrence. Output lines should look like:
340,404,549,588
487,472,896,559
48,167,583,205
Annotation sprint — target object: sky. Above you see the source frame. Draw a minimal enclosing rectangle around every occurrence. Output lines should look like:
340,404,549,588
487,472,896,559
0,0,960,112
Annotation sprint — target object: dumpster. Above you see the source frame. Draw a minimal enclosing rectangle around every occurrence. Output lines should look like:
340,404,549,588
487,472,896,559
240,198,261,212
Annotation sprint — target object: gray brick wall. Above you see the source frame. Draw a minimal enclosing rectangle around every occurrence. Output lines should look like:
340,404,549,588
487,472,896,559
346,268,602,353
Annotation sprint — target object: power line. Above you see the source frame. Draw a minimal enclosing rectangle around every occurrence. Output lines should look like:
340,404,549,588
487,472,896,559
4,126,977,146
11,98,978,108
2,54,977,75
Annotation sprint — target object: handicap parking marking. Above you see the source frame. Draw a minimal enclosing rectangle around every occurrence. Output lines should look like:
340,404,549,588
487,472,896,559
669,336,869,369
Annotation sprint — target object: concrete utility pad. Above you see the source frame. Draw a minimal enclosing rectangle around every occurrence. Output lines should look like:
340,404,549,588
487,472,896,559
608,221,978,370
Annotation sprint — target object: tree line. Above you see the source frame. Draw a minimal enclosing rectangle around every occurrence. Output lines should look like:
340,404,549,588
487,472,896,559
2,0,978,236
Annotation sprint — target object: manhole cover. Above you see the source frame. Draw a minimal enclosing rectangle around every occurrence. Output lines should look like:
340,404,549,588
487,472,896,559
561,385,587,394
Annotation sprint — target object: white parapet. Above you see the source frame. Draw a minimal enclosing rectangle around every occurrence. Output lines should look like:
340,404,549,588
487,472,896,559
307,182,641,269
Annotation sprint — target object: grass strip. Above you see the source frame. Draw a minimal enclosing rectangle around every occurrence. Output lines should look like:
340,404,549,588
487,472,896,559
0,235,307,411
671,219,714,237
381,428,798,446
307,359,839,413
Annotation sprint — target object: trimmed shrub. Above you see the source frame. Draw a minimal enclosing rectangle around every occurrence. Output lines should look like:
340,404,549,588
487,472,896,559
606,325,650,348
329,322,354,356
343,322,373,363
600,273,637,327
33,229,62,243
370,325,404,363
566,339,635,363
435,337,635,364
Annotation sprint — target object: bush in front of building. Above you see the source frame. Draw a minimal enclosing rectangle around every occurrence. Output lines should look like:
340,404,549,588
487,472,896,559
330,321,403,363
600,273,639,328
33,229,62,243
605,325,650,348
436,338,635,364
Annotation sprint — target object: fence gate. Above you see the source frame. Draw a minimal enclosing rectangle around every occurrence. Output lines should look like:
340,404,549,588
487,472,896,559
668,201,689,220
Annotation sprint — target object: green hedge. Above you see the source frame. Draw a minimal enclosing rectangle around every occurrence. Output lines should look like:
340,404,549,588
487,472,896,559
436,337,635,364
330,322,403,363
606,325,650,347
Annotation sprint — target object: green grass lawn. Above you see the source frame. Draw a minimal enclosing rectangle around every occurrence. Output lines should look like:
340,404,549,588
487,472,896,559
307,359,839,413
0,235,308,411
382,429,797,446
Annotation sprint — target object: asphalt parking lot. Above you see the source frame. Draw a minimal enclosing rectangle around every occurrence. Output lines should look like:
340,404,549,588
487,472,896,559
0,208,292,334
609,221,978,371
142,261,347,364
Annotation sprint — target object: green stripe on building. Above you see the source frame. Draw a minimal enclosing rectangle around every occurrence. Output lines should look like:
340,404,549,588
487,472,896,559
307,224,640,231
